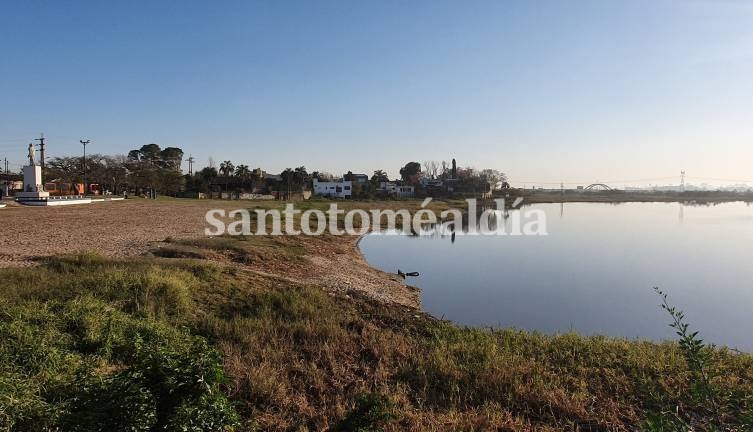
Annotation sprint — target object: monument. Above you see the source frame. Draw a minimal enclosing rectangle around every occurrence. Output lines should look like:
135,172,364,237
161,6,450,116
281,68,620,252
15,143,50,204
13,138,120,206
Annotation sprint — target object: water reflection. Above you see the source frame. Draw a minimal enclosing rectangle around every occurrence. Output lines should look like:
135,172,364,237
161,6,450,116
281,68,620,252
360,202,753,351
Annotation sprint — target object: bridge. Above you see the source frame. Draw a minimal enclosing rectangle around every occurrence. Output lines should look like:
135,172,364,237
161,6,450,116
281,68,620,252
583,183,613,191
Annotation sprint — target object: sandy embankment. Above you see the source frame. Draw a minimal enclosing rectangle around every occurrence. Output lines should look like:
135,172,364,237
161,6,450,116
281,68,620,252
0,200,419,307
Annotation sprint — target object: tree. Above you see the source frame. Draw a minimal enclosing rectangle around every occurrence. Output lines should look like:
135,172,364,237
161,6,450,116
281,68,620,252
128,144,162,163
47,156,82,183
235,164,251,190
399,162,422,184
280,166,310,191
235,164,250,178
192,167,218,193
160,147,184,171
423,161,440,179
479,169,508,190
219,161,234,177
370,170,389,191
199,167,218,181
99,155,129,194
159,168,186,195
371,170,388,183
312,171,335,181
294,166,309,186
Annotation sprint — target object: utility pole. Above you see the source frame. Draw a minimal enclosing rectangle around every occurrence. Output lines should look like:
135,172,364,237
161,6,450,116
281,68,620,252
34,133,46,170
680,170,686,192
80,139,90,196
187,155,194,176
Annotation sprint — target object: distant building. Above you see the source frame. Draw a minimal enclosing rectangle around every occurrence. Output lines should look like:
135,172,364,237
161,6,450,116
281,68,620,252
394,185,415,198
343,173,369,196
313,179,352,198
374,181,414,198
252,168,265,179
345,173,369,185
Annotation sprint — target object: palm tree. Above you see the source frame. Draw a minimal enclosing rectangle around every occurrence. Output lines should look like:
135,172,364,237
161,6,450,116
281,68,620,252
235,164,251,189
235,164,250,178
219,161,234,177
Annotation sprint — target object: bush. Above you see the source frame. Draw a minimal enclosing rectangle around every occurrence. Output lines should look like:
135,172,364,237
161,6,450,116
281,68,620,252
0,297,238,431
332,394,397,432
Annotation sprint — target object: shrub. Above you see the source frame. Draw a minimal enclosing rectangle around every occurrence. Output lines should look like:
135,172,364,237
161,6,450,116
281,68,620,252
0,298,238,431
332,394,397,432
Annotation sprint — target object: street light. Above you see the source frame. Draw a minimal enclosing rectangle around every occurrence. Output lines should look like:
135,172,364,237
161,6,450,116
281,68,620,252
80,139,90,196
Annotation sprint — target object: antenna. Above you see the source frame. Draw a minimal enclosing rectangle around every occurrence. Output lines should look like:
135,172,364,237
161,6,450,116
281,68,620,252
187,155,195,176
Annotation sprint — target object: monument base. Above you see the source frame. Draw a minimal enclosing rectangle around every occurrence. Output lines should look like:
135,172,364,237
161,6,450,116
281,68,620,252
16,191,50,206
16,191,50,202
16,193,97,206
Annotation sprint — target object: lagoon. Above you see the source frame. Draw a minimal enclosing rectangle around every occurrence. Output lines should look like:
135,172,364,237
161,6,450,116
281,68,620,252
359,202,753,351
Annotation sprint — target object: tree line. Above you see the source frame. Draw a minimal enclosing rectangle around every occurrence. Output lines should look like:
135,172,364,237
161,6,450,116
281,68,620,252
44,145,507,197
46,144,184,195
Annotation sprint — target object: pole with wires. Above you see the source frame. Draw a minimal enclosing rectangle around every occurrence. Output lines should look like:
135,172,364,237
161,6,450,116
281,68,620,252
80,139,90,196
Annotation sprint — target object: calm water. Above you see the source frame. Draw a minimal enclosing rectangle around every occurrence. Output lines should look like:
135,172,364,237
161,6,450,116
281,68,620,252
359,202,753,351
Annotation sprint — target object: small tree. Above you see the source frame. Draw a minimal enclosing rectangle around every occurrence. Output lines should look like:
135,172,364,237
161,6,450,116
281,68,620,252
399,162,422,184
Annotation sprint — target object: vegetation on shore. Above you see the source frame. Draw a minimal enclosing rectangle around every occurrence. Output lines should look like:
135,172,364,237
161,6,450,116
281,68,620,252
512,189,753,204
1,247,751,431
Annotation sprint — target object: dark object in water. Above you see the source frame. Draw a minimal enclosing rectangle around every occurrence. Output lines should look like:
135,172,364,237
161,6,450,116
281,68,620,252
397,269,420,278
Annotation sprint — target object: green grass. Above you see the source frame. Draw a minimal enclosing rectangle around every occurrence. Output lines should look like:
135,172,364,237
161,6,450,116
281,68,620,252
0,254,751,431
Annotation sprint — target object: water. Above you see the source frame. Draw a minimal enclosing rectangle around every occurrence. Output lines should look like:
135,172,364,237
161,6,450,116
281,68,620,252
359,202,753,351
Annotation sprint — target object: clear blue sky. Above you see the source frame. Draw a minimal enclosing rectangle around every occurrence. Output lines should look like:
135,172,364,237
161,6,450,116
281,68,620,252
1,0,751,186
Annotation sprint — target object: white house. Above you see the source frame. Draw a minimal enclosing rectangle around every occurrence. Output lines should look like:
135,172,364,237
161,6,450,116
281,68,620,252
375,181,414,198
313,179,352,198
394,185,415,198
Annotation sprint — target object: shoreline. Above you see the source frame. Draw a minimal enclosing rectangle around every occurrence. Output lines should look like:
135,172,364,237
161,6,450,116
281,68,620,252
1,198,751,429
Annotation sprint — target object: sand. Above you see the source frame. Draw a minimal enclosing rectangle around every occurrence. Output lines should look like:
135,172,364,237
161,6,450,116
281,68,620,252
0,199,419,307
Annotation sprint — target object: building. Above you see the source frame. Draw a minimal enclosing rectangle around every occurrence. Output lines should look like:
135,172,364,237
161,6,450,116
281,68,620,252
313,179,352,198
375,181,414,198
343,172,369,195
394,185,415,198
345,173,369,186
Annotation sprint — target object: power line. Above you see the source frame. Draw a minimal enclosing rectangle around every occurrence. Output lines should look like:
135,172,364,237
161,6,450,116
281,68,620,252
513,176,679,185
686,176,753,183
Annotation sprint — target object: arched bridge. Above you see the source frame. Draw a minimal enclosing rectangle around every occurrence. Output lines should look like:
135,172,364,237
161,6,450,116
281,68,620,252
584,183,613,191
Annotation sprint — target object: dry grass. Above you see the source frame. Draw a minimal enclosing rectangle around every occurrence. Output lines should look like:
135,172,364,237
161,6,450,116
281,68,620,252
1,254,750,431
1,198,751,430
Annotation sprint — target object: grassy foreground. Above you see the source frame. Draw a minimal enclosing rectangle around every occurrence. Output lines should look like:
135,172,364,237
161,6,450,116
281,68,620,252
0,248,751,431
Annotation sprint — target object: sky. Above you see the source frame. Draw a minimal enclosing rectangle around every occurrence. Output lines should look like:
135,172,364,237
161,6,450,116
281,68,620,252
1,0,752,187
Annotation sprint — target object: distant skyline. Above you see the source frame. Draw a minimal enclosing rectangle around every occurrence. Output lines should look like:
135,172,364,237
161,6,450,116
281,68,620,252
1,0,752,187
